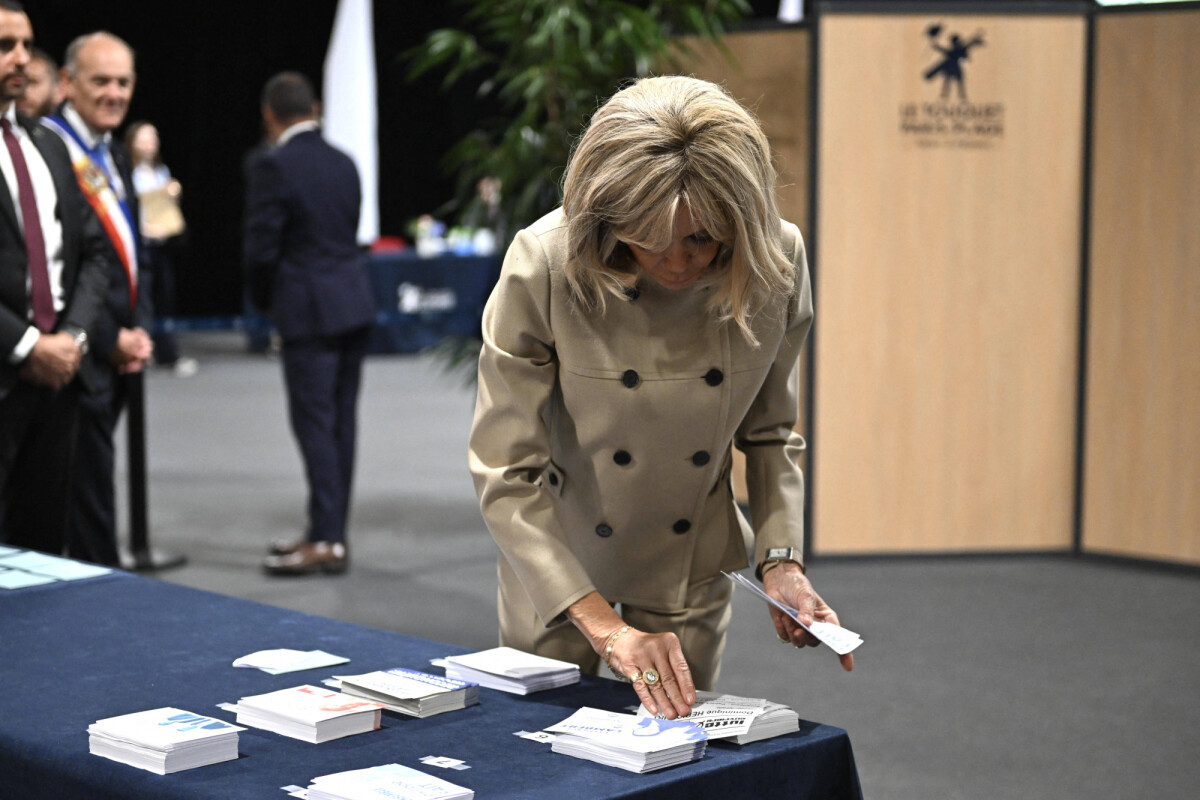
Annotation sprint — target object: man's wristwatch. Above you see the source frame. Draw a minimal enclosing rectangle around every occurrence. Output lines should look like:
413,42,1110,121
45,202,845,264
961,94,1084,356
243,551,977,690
756,547,805,581
64,326,89,356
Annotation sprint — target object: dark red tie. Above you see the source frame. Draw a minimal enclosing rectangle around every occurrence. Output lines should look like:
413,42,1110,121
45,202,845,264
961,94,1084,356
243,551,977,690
2,119,56,332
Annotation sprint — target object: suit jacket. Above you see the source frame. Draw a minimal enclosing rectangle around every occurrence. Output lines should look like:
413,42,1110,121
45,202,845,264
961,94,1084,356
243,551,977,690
44,107,153,395
243,129,374,340
468,209,813,625
84,139,152,395
0,113,110,400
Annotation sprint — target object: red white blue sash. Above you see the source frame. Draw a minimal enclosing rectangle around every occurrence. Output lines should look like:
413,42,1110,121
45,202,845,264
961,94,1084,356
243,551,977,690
42,115,138,307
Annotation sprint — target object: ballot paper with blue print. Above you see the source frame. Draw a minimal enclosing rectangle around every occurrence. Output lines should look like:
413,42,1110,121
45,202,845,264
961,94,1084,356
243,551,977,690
637,691,800,745
545,707,707,773
88,707,243,774
724,571,864,655
332,667,479,718
305,762,473,800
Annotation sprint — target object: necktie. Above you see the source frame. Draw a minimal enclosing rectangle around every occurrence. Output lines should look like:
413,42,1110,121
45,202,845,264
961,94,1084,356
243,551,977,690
1,119,55,332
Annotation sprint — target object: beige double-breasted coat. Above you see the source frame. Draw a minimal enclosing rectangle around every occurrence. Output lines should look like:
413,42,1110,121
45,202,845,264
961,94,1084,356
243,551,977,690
469,208,812,637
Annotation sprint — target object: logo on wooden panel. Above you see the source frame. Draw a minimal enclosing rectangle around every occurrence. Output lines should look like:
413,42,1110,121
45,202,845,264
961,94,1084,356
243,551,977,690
899,23,1005,149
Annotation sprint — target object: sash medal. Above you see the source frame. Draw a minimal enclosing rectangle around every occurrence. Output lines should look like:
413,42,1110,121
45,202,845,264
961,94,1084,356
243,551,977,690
42,115,138,308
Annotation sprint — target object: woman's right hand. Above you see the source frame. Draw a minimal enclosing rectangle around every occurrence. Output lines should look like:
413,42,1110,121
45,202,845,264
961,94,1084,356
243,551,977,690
606,628,696,719
568,591,696,719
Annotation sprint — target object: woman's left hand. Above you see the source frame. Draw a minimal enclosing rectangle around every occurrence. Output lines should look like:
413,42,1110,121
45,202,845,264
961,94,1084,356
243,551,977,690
762,563,854,672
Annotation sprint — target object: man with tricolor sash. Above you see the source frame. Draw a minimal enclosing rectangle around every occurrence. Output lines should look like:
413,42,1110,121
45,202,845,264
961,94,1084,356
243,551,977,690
43,31,152,566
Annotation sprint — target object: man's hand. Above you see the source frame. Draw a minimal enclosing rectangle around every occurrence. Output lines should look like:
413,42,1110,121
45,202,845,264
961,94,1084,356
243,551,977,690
110,326,153,373
763,563,854,672
18,331,82,389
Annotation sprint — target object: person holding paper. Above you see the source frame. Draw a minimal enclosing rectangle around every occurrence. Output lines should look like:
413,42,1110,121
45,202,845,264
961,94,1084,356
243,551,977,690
469,76,853,722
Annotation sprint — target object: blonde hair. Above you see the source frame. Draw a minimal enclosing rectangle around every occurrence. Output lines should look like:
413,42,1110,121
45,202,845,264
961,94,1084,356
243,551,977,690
562,76,794,346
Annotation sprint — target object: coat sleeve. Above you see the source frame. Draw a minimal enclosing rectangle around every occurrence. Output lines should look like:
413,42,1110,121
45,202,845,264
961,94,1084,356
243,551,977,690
736,222,814,569
242,155,286,313
468,227,597,626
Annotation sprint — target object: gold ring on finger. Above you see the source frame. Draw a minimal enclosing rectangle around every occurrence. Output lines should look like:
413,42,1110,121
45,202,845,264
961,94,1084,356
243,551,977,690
643,668,660,685
627,670,642,683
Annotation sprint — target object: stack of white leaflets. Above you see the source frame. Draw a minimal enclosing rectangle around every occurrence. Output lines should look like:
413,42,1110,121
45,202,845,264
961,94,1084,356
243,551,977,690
442,647,579,695
88,708,243,774
306,763,473,800
638,691,800,745
334,668,479,718
233,685,383,743
546,707,707,773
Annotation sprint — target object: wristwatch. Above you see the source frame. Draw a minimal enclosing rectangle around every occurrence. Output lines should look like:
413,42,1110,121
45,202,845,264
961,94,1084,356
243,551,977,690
64,326,89,356
756,547,805,581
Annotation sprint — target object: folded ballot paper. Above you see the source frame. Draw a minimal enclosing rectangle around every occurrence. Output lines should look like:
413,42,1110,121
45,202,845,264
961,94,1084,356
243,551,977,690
305,763,473,800
333,668,479,718
88,707,243,774
638,691,800,745
233,685,383,743
442,647,579,695
724,571,864,655
546,707,707,773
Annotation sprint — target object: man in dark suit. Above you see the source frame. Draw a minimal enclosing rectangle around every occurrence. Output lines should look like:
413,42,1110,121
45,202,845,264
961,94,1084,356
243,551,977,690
245,72,375,575
43,31,152,566
0,1,110,550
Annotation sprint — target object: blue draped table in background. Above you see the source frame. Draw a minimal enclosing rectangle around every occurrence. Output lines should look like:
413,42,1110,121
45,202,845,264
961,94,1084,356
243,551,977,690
242,251,499,355
0,569,862,799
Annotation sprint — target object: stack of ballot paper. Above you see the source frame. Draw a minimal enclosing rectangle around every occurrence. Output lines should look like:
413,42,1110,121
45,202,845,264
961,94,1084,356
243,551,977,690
334,668,479,718
546,707,707,773
88,708,243,774
442,647,579,695
306,763,473,800
233,685,383,743
638,691,800,745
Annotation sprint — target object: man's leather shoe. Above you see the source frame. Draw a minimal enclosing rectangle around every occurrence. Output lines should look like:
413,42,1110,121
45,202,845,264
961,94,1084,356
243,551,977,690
268,538,305,556
262,541,348,575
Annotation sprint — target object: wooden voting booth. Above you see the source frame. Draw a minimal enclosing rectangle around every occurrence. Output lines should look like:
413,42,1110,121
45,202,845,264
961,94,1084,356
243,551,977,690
1082,5,1200,566
680,1,1199,566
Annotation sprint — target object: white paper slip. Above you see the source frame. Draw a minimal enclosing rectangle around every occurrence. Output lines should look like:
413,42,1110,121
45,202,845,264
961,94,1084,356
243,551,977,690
0,568,57,589
724,571,863,655
0,545,21,557
233,649,350,674
0,550,111,580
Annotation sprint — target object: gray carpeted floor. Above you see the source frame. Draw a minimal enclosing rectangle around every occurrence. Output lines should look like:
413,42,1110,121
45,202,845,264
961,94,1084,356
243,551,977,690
119,332,1199,800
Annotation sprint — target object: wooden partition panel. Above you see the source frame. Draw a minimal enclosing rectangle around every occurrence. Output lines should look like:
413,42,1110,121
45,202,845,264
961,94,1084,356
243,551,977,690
1082,11,1200,565
678,28,812,504
813,14,1086,553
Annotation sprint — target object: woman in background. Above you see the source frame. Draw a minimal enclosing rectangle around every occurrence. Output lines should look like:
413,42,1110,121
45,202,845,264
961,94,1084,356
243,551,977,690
126,120,196,377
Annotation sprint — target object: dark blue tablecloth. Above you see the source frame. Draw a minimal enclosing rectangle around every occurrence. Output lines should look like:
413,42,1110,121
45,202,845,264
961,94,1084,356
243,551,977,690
0,571,861,799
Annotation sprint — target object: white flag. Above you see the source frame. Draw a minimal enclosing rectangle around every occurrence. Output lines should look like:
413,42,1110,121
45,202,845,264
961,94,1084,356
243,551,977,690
323,0,378,245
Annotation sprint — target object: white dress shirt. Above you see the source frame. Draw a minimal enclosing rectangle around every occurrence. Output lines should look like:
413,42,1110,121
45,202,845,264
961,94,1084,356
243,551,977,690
1,104,67,364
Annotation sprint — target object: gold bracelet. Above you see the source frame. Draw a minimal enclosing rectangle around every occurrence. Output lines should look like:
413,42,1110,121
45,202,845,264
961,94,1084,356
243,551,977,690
601,624,630,665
